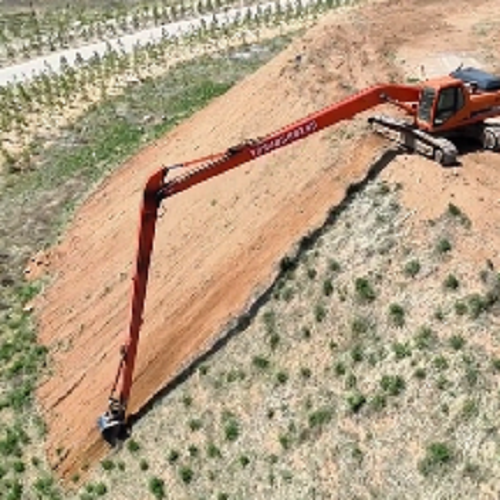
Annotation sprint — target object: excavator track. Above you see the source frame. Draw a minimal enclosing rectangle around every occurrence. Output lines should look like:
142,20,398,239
368,115,458,166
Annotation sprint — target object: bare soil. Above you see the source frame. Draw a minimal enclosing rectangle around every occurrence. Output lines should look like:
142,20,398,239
34,0,500,481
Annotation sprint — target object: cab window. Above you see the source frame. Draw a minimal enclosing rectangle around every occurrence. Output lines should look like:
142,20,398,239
434,86,465,125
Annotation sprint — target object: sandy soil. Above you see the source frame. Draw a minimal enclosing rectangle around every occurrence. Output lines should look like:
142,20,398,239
34,0,500,480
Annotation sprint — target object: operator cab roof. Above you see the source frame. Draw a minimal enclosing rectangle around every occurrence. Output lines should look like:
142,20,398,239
450,67,500,91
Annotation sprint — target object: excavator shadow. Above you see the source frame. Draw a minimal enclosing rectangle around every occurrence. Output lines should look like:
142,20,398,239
454,137,489,161
126,146,405,432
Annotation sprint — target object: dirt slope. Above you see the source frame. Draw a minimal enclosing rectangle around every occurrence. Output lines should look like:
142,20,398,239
35,0,500,479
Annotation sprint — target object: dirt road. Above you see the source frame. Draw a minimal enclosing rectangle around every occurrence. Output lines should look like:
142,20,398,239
35,0,500,479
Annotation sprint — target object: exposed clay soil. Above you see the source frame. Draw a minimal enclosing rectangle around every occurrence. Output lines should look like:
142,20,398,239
35,0,500,479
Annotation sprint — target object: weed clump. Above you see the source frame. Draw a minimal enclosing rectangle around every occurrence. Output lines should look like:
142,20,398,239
449,335,465,350
355,277,377,303
404,260,421,277
392,342,411,360
179,466,194,484
323,279,334,297
149,476,166,498
418,442,453,476
414,326,436,350
252,356,270,370
224,418,240,442
380,375,405,396
127,439,140,453
443,274,459,290
388,303,405,327
308,407,333,428
347,392,366,413
436,238,452,254
314,304,326,323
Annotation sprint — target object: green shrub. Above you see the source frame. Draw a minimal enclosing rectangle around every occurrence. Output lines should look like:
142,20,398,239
307,268,317,280
351,316,370,336
279,434,291,450
300,367,312,379
127,439,140,453
329,259,341,272
188,445,199,457
252,356,270,370
443,274,459,290
413,368,426,379
276,371,288,385
149,476,165,498
314,304,326,323
355,277,376,303
12,461,25,473
345,373,357,389
334,362,346,376
263,311,276,332
139,459,149,471
347,392,366,413
281,287,294,302
462,399,478,420
100,459,115,471
436,375,449,390
224,418,240,442
436,238,452,254
404,260,421,277
179,466,194,484
269,333,280,350
454,301,467,316
167,450,180,464
388,303,405,327
414,326,435,350
239,455,250,468
188,419,202,431
418,442,453,476
467,293,488,319
380,375,405,396
447,203,470,226
447,203,462,218
308,407,333,428
323,279,334,297
449,335,465,350
350,344,363,363
207,443,221,459
392,342,412,360
94,482,107,496
433,356,449,371
370,394,387,412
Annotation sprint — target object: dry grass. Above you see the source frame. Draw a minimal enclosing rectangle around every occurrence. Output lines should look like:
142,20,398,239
78,176,500,499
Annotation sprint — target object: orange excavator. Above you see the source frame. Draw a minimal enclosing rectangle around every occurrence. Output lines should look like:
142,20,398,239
98,67,500,443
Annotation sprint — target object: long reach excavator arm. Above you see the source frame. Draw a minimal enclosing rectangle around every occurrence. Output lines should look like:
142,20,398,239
98,84,421,442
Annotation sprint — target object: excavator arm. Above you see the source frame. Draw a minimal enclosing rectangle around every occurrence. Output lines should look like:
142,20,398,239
98,84,420,443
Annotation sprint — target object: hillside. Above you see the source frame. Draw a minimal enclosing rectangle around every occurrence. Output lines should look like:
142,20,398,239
33,0,500,493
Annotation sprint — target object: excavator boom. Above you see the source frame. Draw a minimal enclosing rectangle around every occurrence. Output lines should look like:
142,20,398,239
98,84,420,442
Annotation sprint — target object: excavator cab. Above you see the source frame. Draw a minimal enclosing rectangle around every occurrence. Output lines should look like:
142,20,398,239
417,81,466,131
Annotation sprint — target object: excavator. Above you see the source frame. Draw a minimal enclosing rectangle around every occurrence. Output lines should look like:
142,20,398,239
98,67,500,443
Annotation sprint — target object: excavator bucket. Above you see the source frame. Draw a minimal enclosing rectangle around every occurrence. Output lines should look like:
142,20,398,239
98,398,128,445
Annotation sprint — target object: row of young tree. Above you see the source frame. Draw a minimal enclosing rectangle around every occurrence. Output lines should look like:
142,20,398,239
0,0,250,64
0,0,356,170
